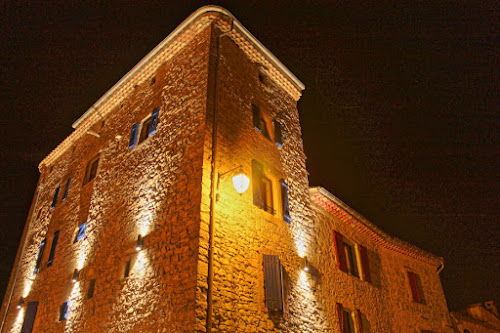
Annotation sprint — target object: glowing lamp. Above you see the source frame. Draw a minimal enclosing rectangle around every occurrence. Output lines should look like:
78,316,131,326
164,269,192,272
302,256,310,272
72,269,79,283
136,235,144,251
231,173,250,194
17,297,24,309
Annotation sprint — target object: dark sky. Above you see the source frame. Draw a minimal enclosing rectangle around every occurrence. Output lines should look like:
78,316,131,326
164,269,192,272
0,1,498,310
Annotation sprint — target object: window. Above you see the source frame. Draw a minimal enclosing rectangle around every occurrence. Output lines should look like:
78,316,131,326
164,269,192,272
59,301,69,321
262,254,287,312
333,231,371,282
46,230,59,267
83,154,100,185
280,180,291,224
51,186,60,208
123,260,131,278
336,303,365,333
252,160,274,214
273,120,283,147
20,301,38,333
74,222,86,242
252,104,270,140
87,278,96,299
62,178,71,201
34,238,46,273
129,107,159,148
407,271,424,303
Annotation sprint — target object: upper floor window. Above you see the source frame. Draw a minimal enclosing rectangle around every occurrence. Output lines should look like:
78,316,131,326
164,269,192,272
336,303,366,333
62,177,71,201
333,231,371,282
252,104,284,147
280,180,291,224
34,238,46,274
51,186,60,208
74,222,86,242
83,154,100,185
129,107,159,148
46,230,60,267
252,104,270,140
407,271,424,303
59,301,69,321
252,160,274,214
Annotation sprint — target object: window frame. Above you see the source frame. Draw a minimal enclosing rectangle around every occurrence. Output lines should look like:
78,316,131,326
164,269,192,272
129,107,160,148
407,271,424,303
252,160,276,215
59,301,69,321
333,231,371,282
83,154,100,186
74,222,87,243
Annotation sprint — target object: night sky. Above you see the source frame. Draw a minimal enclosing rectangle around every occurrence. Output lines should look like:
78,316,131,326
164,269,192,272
1,1,498,310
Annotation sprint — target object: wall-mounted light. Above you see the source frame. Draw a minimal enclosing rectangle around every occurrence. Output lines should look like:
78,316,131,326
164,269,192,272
16,297,24,309
231,173,250,194
302,257,310,272
72,269,79,283
136,235,144,251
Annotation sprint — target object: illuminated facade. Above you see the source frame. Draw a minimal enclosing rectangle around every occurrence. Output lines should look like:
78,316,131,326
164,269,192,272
1,6,454,333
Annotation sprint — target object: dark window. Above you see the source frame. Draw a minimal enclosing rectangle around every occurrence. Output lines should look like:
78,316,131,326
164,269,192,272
34,238,46,274
336,303,363,333
273,120,283,147
407,271,424,303
83,154,100,185
252,160,274,214
62,178,71,201
258,72,265,84
262,254,286,312
87,278,96,299
129,122,139,149
59,301,69,321
137,107,160,145
123,260,131,278
252,104,270,140
74,222,86,242
51,186,60,208
280,180,290,224
46,230,59,267
20,301,38,333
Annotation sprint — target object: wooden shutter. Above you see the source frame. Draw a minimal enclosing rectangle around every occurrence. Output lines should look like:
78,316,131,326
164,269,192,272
34,239,46,273
274,120,283,147
51,186,60,208
336,303,345,333
333,231,348,272
87,278,96,299
280,180,291,224
21,301,38,333
129,122,139,148
149,107,159,135
407,271,422,303
262,254,283,311
252,160,264,207
62,178,71,201
252,104,262,131
357,245,371,282
355,309,364,333
47,230,59,267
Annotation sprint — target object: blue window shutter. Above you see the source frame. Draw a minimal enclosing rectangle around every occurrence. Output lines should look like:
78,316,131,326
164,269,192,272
51,186,60,208
129,122,139,148
252,105,262,132
34,238,46,273
47,230,59,267
149,107,159,135
62,178,71,201
75,222,86,242
280,180,291,224
274,120,283,147
59,301,69,321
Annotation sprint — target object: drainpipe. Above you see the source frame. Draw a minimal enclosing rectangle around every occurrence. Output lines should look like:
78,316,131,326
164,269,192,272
206,18,233,333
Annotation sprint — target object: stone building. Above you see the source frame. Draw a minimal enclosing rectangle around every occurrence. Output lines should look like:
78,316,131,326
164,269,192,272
1,6,454,333
450,301,500,333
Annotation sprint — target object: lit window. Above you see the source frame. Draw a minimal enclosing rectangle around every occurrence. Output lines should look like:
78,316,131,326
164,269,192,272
252,104,270,140
333,231,371,282
83,154,100,185
74,222,86,242
262,254,287,312
129,107,159,148
252,160,274,214
59,301,69,321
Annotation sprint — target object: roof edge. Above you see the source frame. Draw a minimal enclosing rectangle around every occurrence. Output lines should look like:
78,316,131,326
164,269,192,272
72,5,304,129
310,186,444,268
